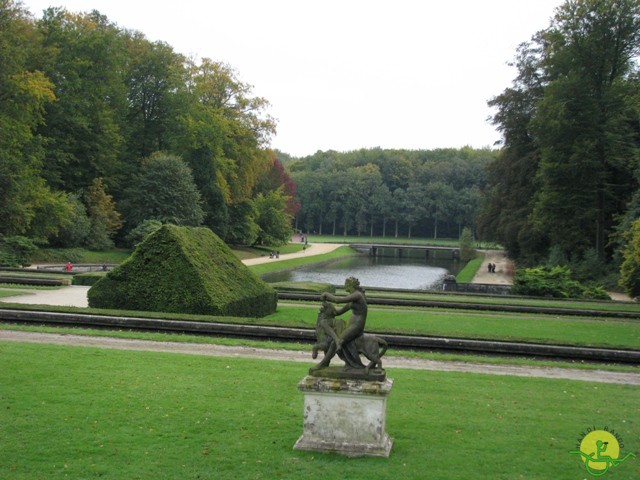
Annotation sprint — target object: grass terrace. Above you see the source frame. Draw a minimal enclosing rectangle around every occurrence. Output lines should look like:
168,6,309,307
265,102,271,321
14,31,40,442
1,342,638,480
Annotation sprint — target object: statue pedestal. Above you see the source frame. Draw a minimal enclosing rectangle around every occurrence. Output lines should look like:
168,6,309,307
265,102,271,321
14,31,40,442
293,375,393,457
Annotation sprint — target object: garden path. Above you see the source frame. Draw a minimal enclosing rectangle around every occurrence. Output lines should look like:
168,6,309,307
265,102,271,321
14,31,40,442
1,330,638,385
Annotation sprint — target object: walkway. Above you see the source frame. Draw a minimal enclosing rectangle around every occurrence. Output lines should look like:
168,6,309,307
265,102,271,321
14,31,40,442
1,330,638,385
241,242,341,265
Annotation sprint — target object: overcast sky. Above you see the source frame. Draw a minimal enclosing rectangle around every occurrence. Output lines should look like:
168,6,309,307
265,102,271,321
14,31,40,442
22,0,564,157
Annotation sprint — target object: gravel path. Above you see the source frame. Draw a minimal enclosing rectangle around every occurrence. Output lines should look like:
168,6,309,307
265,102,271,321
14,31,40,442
2,330,638,385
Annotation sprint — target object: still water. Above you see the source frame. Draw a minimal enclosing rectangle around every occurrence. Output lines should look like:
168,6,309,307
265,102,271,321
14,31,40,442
262,249,462,290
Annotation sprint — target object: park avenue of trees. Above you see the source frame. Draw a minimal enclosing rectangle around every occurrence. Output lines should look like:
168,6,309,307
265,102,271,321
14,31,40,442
2,0,640,296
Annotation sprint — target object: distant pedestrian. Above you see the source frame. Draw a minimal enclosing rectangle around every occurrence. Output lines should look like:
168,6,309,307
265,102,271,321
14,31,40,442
491,263,496,273
65,262,73,272
487,263,492,273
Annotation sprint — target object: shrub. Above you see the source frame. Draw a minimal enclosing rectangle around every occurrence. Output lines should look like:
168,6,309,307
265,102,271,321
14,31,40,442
512,266,610,300
88,225,277,317
458,227,476,262
125,219,163,248
619,218,640,297
0,236,38,267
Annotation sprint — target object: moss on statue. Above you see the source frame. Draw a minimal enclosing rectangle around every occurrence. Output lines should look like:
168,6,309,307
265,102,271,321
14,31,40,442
88,225,277,317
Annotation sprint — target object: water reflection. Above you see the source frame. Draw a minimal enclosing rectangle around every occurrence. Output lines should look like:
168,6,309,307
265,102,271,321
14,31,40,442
262,252,461,290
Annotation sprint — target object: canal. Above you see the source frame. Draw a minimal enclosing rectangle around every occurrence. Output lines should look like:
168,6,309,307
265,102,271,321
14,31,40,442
262,248,463,290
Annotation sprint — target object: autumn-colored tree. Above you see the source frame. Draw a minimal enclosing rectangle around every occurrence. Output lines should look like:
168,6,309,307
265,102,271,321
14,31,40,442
84,178,123,249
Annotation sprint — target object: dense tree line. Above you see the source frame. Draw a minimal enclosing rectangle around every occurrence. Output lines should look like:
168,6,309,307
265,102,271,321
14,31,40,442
0,0,295,256
287,147,495,239
479,0,640,287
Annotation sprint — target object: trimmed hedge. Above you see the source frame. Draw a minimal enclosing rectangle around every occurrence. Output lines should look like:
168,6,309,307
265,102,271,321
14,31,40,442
88,225,277,317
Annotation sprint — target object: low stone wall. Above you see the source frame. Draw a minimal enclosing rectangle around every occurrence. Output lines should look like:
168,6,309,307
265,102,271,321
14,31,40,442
444,280,511,296
36,264,113,273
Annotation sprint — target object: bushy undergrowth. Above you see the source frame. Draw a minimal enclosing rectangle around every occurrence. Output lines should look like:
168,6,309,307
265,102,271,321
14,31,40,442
0,236,38,267
512,265,610,300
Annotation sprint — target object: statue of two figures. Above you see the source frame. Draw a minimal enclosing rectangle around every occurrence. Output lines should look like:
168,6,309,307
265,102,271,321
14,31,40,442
310,277,388,380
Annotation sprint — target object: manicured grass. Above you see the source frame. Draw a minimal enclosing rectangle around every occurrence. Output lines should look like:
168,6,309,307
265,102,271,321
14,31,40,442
248,245,358,276
0,290,30,298
1,293,639,348
362,289,640,314
455,256,483,283
1,342,638,480
268,304,640,349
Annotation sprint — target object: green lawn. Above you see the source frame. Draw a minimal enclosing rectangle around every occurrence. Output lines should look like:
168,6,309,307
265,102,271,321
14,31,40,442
247,245,358,276
268,304,640,349
1,342,637,480
1,296,638,349
305,234,502,249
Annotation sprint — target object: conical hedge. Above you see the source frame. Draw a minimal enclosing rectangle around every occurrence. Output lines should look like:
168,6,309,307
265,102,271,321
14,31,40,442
88,225,277,317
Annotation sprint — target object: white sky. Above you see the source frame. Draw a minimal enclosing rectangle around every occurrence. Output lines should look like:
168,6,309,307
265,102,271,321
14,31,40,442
22,0,564,157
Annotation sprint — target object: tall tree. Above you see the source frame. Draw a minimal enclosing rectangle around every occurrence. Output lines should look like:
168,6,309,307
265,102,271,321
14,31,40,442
119,152,204,228
36,8,128,191
124,35,185,160
172,59,277,243
0,0,71,238
84,177,122,250
531,0,640,259
482,0,640,263
254,188,293,246
479,37,548,261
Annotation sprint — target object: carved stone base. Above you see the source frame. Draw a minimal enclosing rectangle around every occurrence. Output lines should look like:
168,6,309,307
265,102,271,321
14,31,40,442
293,375,393,458
309,366,386,382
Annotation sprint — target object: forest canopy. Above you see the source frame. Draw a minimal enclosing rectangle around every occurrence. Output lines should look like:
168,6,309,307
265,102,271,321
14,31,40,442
0,0,293,251
287,147,494,239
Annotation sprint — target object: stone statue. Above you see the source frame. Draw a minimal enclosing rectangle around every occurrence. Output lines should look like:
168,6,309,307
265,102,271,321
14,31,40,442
310,277,387,378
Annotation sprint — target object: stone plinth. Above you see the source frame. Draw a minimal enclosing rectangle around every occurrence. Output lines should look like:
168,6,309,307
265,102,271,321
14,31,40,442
293,375,393,457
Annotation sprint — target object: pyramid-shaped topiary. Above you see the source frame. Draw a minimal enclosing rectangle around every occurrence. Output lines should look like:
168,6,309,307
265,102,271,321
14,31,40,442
88,225,277,317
